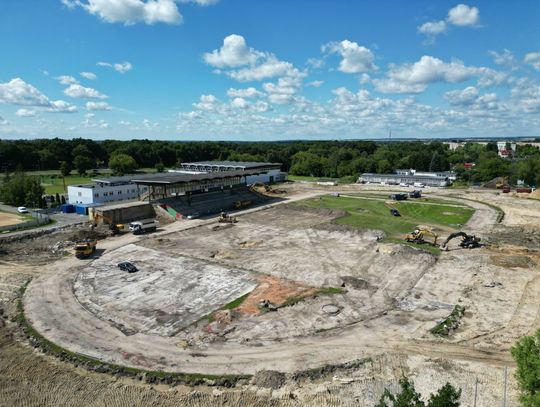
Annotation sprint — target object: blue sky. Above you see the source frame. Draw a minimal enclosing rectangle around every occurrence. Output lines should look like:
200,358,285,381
0,0,539,140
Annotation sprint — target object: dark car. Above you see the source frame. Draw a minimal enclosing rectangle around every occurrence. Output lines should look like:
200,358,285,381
117,261,138,273
390,208,401,217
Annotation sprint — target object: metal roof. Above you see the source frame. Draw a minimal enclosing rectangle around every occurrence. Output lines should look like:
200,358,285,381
131,169,262,185
92,172,172,184
181,161,281,169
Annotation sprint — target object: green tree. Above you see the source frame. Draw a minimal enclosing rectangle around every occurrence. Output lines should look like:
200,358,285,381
109,153,138,176
511,330,540,406
155,162,165,173
59,161,72,177
375,377,461,407
0,170,44,207
73,155,93,175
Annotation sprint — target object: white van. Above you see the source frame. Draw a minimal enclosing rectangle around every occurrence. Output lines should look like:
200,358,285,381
413,182,425,188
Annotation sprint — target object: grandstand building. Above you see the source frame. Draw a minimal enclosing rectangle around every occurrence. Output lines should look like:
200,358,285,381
175,161,285,184
358,169,455,187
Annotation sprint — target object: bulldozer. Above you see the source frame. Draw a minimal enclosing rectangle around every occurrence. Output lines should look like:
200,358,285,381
441,231,481,250
405,229,439,246
74,239,97,259
218,212,237,224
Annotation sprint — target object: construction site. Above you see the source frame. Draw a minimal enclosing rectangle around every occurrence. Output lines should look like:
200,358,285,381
1,181,540,406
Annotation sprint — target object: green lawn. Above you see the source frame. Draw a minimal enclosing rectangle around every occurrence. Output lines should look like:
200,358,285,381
299,195,474,239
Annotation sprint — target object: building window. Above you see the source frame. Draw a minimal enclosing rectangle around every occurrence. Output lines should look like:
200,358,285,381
118,190,122,194
103,192,108,197
94,193,99,198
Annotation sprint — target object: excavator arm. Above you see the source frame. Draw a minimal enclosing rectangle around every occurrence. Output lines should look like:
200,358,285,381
442,231,481,249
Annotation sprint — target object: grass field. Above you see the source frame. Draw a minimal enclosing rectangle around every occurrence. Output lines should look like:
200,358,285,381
299,195,475,240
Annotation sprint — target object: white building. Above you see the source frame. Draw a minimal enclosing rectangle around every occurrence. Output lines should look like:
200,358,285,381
67,176,151,205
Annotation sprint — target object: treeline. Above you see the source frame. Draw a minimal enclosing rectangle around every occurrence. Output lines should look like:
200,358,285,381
1,138,539,185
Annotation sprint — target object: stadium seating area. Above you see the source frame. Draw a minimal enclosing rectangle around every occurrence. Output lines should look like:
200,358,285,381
158,185,268,219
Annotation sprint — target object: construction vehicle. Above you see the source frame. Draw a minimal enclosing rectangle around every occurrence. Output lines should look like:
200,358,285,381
390,208,401,216
405,229,439,246
441,231,481,250
74,239,97,258
389,193,408,201
92,213,125,235
496,177,509,189
409,190,422,198
233,200,252,209
129,218,157,235
218,212,237,223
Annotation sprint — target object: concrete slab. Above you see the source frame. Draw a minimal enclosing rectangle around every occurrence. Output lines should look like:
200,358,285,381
73,244,257,336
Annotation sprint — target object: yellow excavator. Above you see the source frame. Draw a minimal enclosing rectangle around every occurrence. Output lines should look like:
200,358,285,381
92,213,125,235
405,229,439,246
218,212,237,223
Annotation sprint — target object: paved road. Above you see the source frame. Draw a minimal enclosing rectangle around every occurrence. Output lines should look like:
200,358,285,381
23,190,513,375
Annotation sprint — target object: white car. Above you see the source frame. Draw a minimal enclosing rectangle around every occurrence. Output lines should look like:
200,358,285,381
17,206,29,214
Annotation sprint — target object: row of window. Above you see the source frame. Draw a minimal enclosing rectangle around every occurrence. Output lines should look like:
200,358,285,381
92,187,147,198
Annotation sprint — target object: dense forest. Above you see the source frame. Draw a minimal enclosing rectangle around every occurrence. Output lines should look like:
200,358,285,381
1,138,540,186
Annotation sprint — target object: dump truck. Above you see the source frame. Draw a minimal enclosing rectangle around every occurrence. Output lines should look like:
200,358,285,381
129,218,157,235
233,200,252,209
74,240,97,259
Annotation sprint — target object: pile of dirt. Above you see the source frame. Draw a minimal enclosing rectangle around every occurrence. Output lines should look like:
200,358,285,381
491,255,536,269
531,189,540,199
251,370,287,389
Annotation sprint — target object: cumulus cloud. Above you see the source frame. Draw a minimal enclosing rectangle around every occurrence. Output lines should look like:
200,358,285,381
322,40,377,73
97,61,133,73
373,56,502,94
488,49,518,69
62,0,183,25
230,97,248,109
16,109,36,117
0,78,51,106
48,100,78,113
306,80,324,88
447,4,480,26
418,3,480,43
64,84,108,99
226,87,263,98
80,71,97,80
524,52,540,71
86,101,111,110
203,34,261,68
227,58,295,82
56,75,79,85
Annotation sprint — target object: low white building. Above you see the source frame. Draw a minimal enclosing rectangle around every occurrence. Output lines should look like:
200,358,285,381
67,176,150,205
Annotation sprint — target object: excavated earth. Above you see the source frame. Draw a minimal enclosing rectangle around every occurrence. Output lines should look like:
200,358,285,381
1,186,539,405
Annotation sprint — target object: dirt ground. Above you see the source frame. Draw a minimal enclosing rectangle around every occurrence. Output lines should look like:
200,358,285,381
0,211,25,227
1,184,539,405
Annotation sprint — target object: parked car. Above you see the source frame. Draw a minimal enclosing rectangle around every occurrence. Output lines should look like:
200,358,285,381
117,261,138,273
390,208,401,216
17,206,29,213
186,212,200,219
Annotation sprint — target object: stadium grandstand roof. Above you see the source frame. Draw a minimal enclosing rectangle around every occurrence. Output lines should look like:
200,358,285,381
181,161,281,169
131,169,263,185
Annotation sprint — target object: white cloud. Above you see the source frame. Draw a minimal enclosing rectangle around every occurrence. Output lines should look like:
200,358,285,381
16,109,36,117
227,87,263,98
447,4,480,26
231,97,248,109
444,86,479,106
372,56,500,94
64,84,108,99
306,58,324,69
306,80,324,88
86,101,111,110
80,71,97,80
227,58,294,82
524,52,540,71
0,78,51,106
48,100,78,113
56,75,79,85
418,20,447,36
323,40,377,73
118,120,131,125
418,4,480,42
183,0,219,5
193,94,220,111
489,49,517,68
64,0,183,25
97,61,133,73
203,34,261,68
